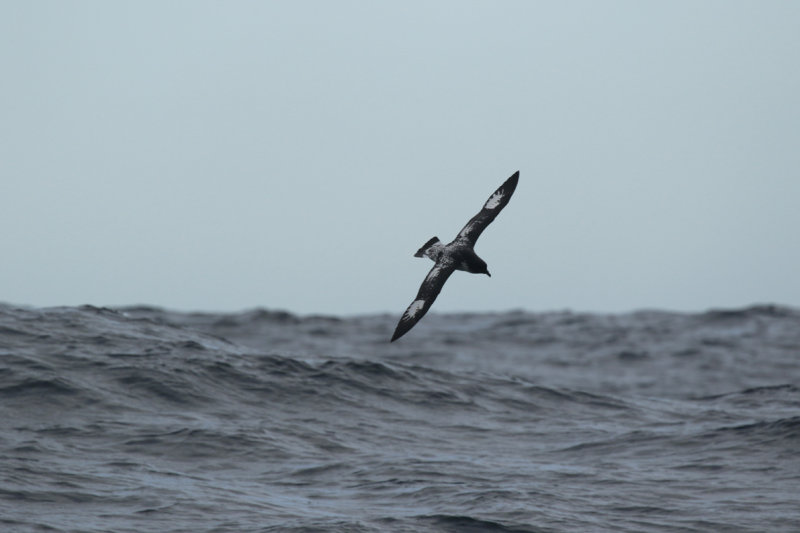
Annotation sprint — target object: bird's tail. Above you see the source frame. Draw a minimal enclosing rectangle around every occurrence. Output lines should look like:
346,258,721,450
414,236,441,258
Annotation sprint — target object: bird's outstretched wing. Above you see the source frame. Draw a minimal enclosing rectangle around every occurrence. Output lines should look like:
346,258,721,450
454,171,519,246
391,261,456,342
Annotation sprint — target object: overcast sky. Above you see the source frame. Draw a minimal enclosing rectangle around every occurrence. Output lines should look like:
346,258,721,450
2,1,799,315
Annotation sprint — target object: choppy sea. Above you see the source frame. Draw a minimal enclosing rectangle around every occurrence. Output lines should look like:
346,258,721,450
1,303,798,532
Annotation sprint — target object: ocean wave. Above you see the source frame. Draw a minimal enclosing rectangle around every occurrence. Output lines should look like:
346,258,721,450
2,303,800,532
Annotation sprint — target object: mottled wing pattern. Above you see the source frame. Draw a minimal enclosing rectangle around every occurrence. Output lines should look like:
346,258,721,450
455,171,519,246
391,261,456,342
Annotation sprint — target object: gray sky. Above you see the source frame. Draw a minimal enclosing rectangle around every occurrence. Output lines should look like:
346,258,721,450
2,1,799,315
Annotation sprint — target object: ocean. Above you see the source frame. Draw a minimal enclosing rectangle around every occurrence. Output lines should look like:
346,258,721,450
1,303,798,532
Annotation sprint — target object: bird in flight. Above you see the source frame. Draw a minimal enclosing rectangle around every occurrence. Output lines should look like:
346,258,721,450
390,171,519,342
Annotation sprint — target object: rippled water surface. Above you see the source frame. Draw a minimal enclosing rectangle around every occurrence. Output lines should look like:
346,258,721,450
1,303,799,532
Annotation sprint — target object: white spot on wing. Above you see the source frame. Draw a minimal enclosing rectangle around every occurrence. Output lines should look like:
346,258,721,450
485,191,504,209
405,299,425,318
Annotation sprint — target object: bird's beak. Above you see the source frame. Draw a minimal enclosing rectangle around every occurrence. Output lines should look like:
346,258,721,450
486,271,491,277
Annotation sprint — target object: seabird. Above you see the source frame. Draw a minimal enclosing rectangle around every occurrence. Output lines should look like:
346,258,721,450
390,171,520,342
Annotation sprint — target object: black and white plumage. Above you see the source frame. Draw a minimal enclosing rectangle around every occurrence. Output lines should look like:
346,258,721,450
390,171,519,342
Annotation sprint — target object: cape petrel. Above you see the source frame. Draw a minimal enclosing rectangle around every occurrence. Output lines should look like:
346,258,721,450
391,171,520,342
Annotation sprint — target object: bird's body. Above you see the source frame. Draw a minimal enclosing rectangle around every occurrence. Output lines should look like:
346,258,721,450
414,236,489,275
391,171,519,342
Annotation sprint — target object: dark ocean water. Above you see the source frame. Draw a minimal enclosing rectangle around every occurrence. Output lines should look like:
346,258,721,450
1,303,799,533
